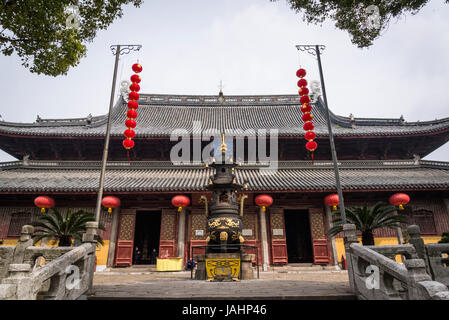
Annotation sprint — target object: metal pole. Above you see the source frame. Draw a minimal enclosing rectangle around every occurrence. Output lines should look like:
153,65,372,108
315,45,347,224
94,45,121,222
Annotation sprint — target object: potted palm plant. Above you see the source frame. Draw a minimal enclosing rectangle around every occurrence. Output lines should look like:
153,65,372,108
31,208,104,247
327,202,407,245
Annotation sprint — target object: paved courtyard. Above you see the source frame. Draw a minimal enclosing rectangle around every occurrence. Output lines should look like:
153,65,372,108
90,269,353,300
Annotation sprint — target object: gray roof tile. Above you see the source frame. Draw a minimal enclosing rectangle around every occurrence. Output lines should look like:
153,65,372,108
0,94,448,137
1,159,449,193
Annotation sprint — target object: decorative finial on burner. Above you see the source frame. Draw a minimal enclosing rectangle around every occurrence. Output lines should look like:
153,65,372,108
221,132,227,154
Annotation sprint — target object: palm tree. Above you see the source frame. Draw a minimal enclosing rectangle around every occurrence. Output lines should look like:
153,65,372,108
327,202,407,245
32,209,104,247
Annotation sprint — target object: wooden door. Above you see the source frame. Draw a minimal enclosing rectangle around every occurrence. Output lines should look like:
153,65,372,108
114,209,136,267
309,208,331,264
269,208,288,265
159,209,178,258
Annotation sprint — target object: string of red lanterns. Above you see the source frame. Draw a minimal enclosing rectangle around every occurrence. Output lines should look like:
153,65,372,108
296,68,317,163
123,63,143,160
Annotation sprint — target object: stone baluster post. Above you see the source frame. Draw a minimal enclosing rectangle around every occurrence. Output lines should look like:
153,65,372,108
83,221,98,295
407,225,429,274
2,225,35,299
343,223,358,293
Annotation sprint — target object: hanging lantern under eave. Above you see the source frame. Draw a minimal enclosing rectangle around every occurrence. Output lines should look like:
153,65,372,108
34,196,55,213
102,196,120,213
325,194,339,211
172,195,190,212
255,194,273,212
389,193,410,210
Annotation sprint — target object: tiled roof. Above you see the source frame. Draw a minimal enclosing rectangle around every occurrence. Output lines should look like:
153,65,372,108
1,159,449,193
0,94,448,137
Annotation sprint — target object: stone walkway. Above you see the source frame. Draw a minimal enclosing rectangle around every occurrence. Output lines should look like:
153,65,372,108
90,270,354,300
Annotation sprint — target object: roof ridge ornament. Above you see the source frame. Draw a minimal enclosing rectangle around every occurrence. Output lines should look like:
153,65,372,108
218,80,225,104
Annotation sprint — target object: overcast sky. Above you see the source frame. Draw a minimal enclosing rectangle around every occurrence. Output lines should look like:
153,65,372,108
0,0,448,162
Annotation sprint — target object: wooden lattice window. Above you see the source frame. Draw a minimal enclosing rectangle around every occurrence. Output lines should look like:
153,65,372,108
404,208,436,235
7,212,31,237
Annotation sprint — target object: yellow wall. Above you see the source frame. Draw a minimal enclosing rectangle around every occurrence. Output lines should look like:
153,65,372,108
0,239,110,267
335,236,442,264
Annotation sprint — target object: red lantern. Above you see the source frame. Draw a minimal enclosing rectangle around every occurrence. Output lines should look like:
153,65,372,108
303,122,314,131
130,74,141,83
132,63,143,73
296,68,306,78
325,194,340,211
300,95,311,104
128,100,139,109
125,119,137,128
129,91,139,101
101,196,120,213
127,109,138,119
298,87,309,96
172,195,190,212
123,138,135,150
304,131,316,141
306,140,318,152
255,194,273,212
297,78,307,87
301,103,312,113
34,196,55,213
129,82,140,92
389,193,410,210
302,113,313,122
124,129,136,138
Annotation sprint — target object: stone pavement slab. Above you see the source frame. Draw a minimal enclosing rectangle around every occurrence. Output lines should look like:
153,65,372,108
90,271,354,300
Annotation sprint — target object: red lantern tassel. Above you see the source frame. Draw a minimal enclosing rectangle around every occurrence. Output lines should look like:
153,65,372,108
127,150,130,163
311,152,314,164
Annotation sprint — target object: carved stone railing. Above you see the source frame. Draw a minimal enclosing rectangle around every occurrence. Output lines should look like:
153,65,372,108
343,224,449,300
0,222,98,300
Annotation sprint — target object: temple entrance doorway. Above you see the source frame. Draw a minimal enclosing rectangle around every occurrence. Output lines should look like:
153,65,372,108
284,210,313,263
133,210,161,265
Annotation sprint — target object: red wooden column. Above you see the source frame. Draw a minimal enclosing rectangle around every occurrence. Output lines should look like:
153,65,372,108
309,208,332,264
269,208,288,265
159,209,178,258
114,209,136,267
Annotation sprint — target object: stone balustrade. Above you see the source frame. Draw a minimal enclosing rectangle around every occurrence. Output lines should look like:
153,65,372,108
0,222,98,300
344,224,449,300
